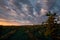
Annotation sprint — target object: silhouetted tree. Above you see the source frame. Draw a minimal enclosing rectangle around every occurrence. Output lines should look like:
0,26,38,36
44,11,57,38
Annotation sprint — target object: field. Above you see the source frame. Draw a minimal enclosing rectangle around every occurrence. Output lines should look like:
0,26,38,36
0,24,60,40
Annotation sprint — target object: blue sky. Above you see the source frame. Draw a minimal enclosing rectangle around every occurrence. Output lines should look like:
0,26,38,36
0,0,60,25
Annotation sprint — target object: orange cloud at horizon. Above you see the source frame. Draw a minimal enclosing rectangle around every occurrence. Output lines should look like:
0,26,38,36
0,18,33,26
0,21,34,26
0,21,21,26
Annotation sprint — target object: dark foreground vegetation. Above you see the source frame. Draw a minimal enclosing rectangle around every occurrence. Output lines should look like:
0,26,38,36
0,24,60,40
0,12,60,40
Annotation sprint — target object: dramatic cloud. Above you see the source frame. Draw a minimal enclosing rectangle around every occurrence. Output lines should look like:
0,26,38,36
0,0,60,25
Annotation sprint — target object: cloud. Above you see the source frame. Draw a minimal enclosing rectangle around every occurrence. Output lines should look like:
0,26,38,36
38,0,48,16
33,8,39,17
0,0,60,25
0,21,20,26
9,9,17,16
21,4,29,12
40,8,48,16
0,18,33,25
0,18,20,26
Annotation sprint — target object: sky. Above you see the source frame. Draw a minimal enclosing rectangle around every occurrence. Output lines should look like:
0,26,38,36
0,0,60,25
